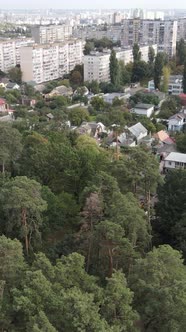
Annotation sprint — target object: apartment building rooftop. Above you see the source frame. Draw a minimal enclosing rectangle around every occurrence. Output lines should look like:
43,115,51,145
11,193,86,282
88,50,111,56
169,75,183,83
28,38,82,49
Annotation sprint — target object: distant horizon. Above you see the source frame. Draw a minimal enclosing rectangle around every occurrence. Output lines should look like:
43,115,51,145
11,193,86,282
1,7,185,10
1,7,185,9
1,0,186,10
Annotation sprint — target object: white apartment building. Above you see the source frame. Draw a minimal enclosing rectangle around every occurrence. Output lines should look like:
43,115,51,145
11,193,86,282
157,20,177,57
31,25,73,44
121,19,177,58
73,25,122,43
0,40,16,72
20,40,84,84
84,51,110,83
84,45,157,83
177,18,186,41
68,40,84,72
74,19,177,58
148,75,183,95
0,38,34,72
15,38,34,64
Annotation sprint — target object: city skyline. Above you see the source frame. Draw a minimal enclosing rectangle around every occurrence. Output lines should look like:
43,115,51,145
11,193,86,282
1,0,186,9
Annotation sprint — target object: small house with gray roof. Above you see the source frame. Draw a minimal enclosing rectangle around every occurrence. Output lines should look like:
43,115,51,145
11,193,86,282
132,103,154,118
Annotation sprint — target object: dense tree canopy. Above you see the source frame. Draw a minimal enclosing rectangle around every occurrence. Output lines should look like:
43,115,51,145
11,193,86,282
0,41,185,330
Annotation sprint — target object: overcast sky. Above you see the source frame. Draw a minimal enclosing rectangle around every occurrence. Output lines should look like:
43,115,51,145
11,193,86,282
1,0,185,9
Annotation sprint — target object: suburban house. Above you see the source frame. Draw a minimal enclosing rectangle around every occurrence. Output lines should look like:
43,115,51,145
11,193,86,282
132,103,154,118
128,122,148,142
74,86,89,96
107,122,148,148
6,82,20,91
0,78,10,88
21,97,36,107
0,98,6,112
153,130,176,157
107,132,136,148
103,93,129,104
46,113,54,121
154,130,175,145
179,94,186,106
164,152,186,171
168,111,186,132
75,121,107,138
0,114,14,122
45,85,73,99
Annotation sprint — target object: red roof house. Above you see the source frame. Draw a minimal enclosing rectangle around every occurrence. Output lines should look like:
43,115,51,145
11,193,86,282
179,94,186,106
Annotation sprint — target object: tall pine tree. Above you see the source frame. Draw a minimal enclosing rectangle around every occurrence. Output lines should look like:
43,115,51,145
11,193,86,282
109,50,119,86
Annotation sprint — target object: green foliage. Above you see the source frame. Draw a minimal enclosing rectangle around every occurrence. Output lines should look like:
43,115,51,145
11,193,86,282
0,123,22,174
8,66,22,84
90,96,106,111
130,245,186,331
96,108,132,127
99,81,123,93
148,46,155,64
0,176,47,253
68,107,90,126
133,43,141,62
130,92,159,106
161,66,171,93
49,96,69,109
119,60,132,85
84,37,120,54
85,80,100,94
5,89,21,104
155,170,186,257
109,50,120,86
154,52,166,90
20,132,49,182
0,68,185,331
159,95,181,119
102,271,139,331
69,65,84,88
132,61,149,83
177,38,186,65
176,133,186,152
0,235,25,285
84,40,95,55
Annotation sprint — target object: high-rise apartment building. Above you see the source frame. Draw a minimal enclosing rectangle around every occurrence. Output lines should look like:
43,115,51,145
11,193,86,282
177,18,186,41
84,51,110,83
15,38,34,64
113,12,122,24
84,45,157,83
0,38,34,72
74,19,177,58
0,40,16,72
121,19,177,57
31,25,73,44
20,40,84,84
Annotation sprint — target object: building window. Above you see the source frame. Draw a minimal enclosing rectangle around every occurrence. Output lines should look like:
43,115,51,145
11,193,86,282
169,162,172,165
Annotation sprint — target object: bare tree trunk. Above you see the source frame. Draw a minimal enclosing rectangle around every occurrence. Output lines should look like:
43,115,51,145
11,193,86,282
21,208,29,255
